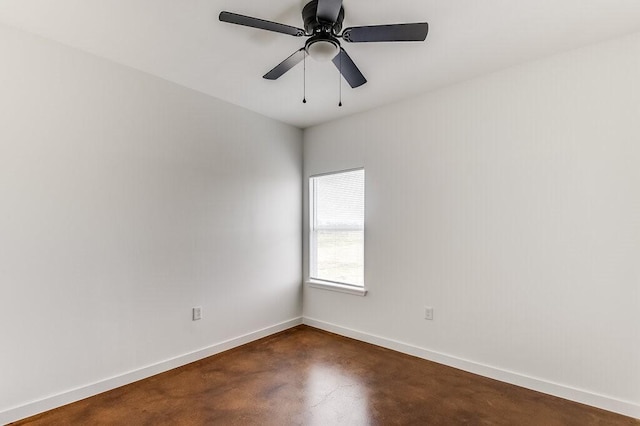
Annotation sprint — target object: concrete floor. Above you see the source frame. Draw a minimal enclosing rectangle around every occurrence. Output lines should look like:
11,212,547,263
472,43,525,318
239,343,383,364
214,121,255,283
14,325,639,425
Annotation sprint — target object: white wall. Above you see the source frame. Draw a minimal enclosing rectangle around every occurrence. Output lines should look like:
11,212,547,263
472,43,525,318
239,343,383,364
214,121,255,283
303,32,640,416
0,23,302,421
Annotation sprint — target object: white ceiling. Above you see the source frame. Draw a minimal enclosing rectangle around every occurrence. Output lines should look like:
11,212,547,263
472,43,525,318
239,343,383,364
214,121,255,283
1,1,640,128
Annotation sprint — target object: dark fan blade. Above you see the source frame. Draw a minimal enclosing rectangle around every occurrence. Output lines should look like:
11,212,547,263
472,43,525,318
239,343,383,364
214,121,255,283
332,48,367,88
342,23,429,43
263,49,306,80
219,11,305,37
316,0,343,23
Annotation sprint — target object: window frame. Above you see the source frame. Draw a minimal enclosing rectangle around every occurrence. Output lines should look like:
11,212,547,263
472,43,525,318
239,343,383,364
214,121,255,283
307,168,367,296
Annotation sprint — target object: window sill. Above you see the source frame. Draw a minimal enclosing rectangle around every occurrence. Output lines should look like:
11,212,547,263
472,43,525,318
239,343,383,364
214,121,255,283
306,280,368,296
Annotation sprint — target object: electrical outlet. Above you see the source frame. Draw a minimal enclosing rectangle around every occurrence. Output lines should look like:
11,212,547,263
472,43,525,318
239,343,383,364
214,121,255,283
192,306,202,321
424,306,434,321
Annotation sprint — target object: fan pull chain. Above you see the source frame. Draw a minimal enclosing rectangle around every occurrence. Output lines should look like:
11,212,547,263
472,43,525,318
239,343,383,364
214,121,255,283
338,50,343,107
303,50,307,104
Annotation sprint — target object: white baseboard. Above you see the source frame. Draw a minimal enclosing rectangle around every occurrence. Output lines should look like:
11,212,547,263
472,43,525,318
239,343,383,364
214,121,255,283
302,317,640,420
0,317,302,425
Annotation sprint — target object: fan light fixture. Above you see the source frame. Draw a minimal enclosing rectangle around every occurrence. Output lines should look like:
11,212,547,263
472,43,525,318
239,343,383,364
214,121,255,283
306,38,339,61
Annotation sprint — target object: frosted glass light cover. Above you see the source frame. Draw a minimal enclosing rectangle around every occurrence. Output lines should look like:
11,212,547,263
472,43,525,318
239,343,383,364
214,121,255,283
307,40,339,61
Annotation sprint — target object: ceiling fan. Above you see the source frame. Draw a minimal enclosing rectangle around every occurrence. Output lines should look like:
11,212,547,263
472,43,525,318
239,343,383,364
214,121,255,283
219,0,429,89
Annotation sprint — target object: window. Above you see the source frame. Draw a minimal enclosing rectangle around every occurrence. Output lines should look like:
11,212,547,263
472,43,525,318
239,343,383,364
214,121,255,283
309,169,365,293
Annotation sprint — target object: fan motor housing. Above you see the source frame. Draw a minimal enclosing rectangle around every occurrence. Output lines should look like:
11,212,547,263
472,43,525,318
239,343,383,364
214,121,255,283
302,0,344,34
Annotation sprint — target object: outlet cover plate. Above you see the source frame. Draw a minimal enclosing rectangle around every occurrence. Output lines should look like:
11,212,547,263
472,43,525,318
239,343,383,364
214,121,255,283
192,306,202,321
425,306,434,320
